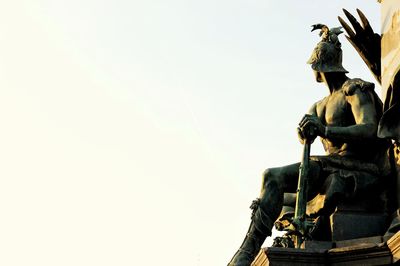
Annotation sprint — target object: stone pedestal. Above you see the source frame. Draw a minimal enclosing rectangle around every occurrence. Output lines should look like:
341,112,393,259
388,230,400,263
251,231,400,265
330,211,387,241
328,196,387,241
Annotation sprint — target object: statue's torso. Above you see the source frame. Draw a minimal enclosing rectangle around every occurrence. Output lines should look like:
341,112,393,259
316,89,351,155
314,82,385,163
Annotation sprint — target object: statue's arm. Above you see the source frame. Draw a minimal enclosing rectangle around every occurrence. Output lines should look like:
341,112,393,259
307,102,318,116
325,89,378,140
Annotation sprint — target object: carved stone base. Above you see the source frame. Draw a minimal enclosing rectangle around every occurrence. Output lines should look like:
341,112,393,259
388,230,400,264
251,231,400,265
330,211,387,241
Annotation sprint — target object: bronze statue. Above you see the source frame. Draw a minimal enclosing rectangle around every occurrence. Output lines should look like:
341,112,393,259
339,7,400,240
339,8,399,142
228,25,389,266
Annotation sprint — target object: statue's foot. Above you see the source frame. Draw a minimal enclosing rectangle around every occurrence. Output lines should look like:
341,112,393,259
227,249,255,266
228,200,272,266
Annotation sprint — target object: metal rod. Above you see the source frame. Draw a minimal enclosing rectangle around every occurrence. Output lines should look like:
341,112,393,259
294,141,311,248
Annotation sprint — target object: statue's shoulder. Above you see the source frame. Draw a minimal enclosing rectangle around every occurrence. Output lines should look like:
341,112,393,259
342,78,375,96
316,96,328,108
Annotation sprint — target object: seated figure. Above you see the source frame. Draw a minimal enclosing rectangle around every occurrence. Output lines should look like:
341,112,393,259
228,25,390,266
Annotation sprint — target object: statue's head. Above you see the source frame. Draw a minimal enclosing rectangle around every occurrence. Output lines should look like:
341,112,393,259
307,24,348,81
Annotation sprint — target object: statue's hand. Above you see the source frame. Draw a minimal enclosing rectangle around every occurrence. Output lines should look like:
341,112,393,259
297,127,308,145
338,9,381,84
298,114,326,143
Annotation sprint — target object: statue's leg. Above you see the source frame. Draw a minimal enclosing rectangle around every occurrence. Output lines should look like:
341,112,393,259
259,161,322,225
228,162,322,266
315,173,348,216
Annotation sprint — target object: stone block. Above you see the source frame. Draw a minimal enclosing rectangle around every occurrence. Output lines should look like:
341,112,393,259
302,240,333,250
328,243,392,265
330,211,386,241
263,247,326,266
335,235,383,248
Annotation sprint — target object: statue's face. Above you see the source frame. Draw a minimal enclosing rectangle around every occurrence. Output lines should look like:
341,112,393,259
314,71,332,87
314,70,323,83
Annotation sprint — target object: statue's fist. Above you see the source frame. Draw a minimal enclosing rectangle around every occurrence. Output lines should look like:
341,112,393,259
298,114,326,143
297,126,316,144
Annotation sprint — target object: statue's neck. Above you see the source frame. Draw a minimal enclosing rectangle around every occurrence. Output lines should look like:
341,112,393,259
326,74,348,93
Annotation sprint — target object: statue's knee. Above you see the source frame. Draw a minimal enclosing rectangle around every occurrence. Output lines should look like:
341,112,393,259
261,169,270,188
262,168,279,188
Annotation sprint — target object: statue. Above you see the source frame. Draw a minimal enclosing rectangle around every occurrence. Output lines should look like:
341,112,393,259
339,8,400,240
228,24,390,266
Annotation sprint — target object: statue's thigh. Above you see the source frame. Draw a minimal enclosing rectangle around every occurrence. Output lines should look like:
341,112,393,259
266,163,300,193
265,161,322,193
306,161,325,198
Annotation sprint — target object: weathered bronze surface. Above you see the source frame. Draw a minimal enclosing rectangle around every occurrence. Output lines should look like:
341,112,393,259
338,9,381,84
339,8,400,142
339,7,400,240
228,23,391,266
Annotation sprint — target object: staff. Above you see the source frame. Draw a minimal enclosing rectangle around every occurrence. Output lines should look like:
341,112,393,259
293,126,314,248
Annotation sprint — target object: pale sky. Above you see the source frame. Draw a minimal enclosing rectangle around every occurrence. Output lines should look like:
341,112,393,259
0,1,381,265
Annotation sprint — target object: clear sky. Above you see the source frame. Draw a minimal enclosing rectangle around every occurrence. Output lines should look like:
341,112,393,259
0,1,381,265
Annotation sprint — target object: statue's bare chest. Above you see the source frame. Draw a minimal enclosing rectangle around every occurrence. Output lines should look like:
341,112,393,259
316,90,352,126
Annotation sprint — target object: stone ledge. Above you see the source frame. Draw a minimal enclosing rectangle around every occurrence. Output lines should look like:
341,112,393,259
252,232,400,265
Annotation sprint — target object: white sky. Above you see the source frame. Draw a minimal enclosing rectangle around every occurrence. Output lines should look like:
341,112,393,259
0,1,381,265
